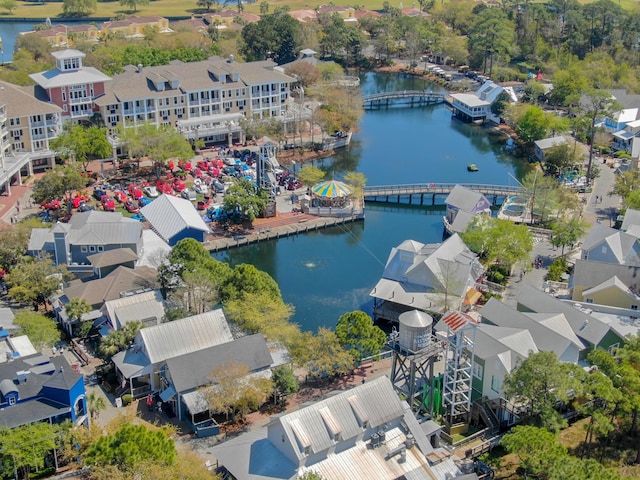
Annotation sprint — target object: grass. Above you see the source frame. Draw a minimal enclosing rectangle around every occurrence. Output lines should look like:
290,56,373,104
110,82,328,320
0,0,390,21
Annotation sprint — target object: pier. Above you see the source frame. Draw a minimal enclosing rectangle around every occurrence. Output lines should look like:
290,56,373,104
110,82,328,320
364,183,521,205
362,91,446,109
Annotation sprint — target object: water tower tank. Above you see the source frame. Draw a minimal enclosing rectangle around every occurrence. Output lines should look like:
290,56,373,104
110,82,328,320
398,310,432,352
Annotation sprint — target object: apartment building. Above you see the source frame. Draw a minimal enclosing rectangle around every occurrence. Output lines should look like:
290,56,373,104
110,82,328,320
0,81,62,196
29,49,112,121
94,55,295,148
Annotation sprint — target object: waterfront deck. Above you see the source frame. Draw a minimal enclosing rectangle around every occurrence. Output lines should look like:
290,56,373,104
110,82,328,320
362,91,446,109
364,183,521,205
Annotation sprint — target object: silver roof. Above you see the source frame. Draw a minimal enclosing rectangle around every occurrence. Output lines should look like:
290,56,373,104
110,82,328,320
140,195,209,244
622,208,640,232
30,66,111,89
444,185,491,213
137,308,232,364
66,211,142,246
534,136,568,150
101,290,165,330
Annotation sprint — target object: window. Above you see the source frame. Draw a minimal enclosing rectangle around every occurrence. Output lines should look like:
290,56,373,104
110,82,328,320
89,246,96,252
8,397,15,406
11,129,22,140
586,298,594,304
81,246,88,253
608,343,619,354
12,142,24,151
62,89,66,102
602,246,608,255
491,375,500,393
473,363,483,379
97,246,104,252
632,305,638,310
33,140,45,150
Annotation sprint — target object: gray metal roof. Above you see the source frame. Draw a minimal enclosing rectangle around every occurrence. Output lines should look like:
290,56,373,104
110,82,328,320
137,308,233,364
165,333,272,393
444,185,491,214
28,228,55,253
140,195,209,244
101,290,165,330
573,259,640,298
67,211,142,246
534,136,568,150
474,324,538,366
516,285,610,346
622,208,640,232
30,66,111,89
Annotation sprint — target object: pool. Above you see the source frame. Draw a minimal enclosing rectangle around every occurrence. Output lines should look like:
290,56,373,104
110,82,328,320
507,196,529,205
503,204,526,216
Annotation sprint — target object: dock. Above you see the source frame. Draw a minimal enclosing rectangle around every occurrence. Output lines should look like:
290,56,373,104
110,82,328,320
364,183,521,205
362,91,447,109
204,214,363,252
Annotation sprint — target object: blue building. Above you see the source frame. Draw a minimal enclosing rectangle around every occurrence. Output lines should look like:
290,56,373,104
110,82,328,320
140,194,210,246
0,353,87,428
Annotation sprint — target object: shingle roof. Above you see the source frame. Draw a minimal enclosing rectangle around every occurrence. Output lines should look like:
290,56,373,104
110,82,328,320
516,285,610,346
444,185,491,213
166,334,272,393
138,308,233,364
0,81,61,118
140,195,209,243
87,248,138,268
62,265,158,307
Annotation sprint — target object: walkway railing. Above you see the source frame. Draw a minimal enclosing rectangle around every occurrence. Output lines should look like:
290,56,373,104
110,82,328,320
362,90,446,108
364,183,521,199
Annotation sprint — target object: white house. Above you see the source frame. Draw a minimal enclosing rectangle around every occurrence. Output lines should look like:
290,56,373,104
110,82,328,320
450,81,505,123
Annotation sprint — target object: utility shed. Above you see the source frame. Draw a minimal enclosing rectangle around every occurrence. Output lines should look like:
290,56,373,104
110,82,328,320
140,195,210,246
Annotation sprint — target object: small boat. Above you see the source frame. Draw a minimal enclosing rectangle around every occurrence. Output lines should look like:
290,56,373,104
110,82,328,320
467,163,479,172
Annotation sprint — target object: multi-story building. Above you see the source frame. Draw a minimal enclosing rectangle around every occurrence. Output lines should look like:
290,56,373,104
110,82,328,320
29,49,111,121
0,81,62,196
94,55,295,148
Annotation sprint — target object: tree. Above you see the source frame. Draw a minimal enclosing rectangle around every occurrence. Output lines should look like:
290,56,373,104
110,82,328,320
550,217,588,256
291,328,354,378
222,179,269,224
197,0,216,11
118,0,148,11
13,311,60,350
98,321,142,359
62,0,96,16
31,165,86,205
85,424,177,470
503,351,584,431
467,8,514,74
284,62,320,88
50,124,112,172
259,1,269,14
343,171,367,198
119,123,193,171
66,298,92,337
543,143,583,177
297,165,325,189
462,216,533,270
491,91,512,117
611,169,640,202
86,391,107,419
240,12,303,64
5,257,70,310
549,457,622,480
0,222,33,272
335,311,386,363
298,473,326,480
0,0,17,14
581,89,620,183
500,425,567,478
272,365,299,397
170,267,219,315
515,105,553,144
202,361,273,420
0,423,59,480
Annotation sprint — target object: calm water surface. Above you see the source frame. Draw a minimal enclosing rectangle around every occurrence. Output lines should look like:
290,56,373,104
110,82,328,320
214,73,529,332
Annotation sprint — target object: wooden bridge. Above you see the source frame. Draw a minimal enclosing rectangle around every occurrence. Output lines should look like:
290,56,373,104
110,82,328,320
364,183,521,205
362,90,446,109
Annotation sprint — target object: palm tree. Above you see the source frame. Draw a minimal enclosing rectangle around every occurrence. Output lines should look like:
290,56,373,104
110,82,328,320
66,298,92,338
86,391,107,419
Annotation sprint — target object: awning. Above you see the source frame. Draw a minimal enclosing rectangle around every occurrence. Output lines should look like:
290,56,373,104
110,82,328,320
463,287,482,305
159,386,176,402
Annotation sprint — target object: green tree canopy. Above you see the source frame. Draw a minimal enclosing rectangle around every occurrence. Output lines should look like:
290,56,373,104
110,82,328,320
240,12,302,64
297,165,325,188
62,0,96,16
5,257,71,309
85,424,177,470
13,311,61,350
31,165,87,204
51,124,112,172
0,422,60,480
119,123,193,167
335,311,386,363
291,328,354,377
550,217,588,256
462,217,534,270
500,425,567,478
119,0,149,12
222,179,269,224
272,365,300,397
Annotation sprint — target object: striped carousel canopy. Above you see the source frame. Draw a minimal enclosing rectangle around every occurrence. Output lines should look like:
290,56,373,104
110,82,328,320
311,180,354,198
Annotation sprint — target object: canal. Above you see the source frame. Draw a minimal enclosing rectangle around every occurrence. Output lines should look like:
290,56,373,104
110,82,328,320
213,73,529,332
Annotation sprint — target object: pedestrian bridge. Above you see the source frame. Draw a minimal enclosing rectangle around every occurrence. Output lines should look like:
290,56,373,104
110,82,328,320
364,183,521,205
362,91,446,109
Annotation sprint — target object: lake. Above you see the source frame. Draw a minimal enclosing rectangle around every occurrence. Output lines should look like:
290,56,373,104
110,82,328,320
213,73,528,332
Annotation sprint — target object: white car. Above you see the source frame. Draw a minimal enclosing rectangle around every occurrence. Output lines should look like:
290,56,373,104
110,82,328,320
193,181,209,195
143,185,159,198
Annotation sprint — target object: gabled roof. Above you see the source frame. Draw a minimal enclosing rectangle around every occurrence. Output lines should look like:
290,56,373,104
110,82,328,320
534,136,568,151
137,308,233,364
516,285,610,346
102,290,165,330
573,259,640,300
0,80,62,118
62,265,158,307
67,211,142,246
87,248,138,268
444,185,491,214
474,324,538,370
140,195,209,243
166,334,272,393
582,223,640,265
582,275,635,297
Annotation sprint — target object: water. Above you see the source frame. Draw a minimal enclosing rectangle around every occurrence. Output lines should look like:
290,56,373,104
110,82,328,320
0,21,50,61
214,73,528,332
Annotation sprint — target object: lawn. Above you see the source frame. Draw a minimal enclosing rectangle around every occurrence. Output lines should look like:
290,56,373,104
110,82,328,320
0,0,390,20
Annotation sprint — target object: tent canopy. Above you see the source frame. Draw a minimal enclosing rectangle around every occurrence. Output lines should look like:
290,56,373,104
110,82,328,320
311,180,354,198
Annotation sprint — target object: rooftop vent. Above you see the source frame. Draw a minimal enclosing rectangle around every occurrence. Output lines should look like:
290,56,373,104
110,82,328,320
137,64,143,73
227,54,234,63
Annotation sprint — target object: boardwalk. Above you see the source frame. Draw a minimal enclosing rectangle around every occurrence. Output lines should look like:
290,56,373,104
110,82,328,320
362,90,446,109
364,183,521,205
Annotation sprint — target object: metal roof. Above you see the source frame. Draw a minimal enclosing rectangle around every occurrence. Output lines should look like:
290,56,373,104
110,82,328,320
67,211,142,246
29,66,111,89
444,185,491,214
534,136,568,150
140,195,209,244
137,308,233,364
165,333,272,393
101,290,165,330
621,208,640,232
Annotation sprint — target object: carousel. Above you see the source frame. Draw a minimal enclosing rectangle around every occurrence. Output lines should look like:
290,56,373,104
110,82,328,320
310,180,354,208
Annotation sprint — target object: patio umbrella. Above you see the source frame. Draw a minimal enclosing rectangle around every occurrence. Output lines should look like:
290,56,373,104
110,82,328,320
311,180,354,198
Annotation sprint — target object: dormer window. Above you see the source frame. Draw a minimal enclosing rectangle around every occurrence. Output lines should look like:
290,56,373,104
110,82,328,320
59,57,81,71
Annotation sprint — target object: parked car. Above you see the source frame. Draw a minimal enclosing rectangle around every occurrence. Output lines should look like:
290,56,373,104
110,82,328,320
172,180,186,193
77,202,94,213
128,184,143,200
197,196,212,210
181,188,197,201
193,180,209,195
212,179,225,193
143,185,159,198
124,200,140,213
101,195,116,212
114,191,127,203
93,188,107,200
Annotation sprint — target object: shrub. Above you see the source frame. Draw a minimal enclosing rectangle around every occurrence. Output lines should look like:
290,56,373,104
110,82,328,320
546,258,568,282
121,394,132,406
